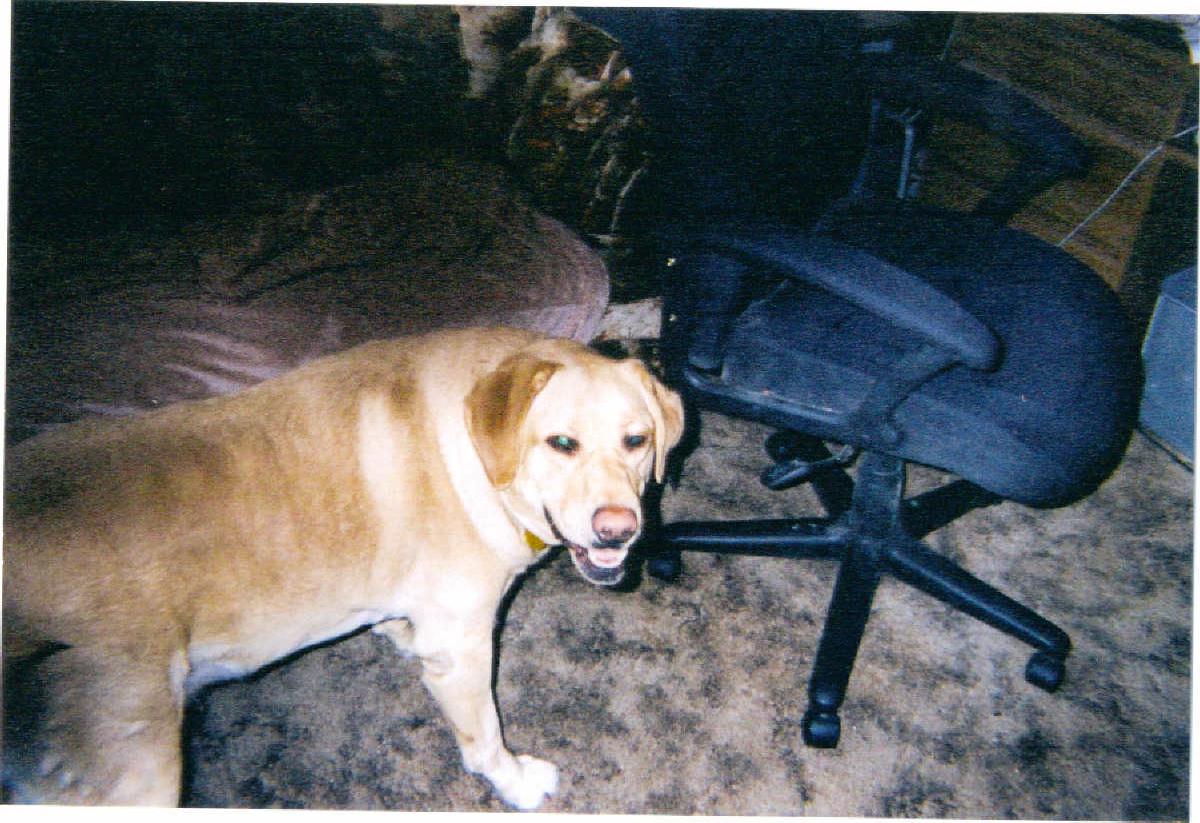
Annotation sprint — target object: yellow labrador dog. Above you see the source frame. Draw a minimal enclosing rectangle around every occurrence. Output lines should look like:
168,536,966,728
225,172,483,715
2,327,683,808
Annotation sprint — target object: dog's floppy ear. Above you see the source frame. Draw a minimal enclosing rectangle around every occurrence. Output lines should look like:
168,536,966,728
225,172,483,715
626,360,685,483
466,352,562,488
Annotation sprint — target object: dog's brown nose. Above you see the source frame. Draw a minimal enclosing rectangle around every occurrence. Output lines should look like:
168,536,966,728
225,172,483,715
592,505,638,545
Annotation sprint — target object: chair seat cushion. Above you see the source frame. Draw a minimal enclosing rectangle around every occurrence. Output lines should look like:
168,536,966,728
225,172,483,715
720,205,1141,506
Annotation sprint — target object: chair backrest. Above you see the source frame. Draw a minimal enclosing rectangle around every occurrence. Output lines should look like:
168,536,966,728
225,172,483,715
576,8,874,228
575,9,1088,230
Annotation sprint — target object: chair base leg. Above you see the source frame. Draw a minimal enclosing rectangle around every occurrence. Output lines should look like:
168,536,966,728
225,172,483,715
657,529,1071,743
648,517,849,580
653,447,1072,748
884,534,1071,689
764,432,855,516
902,479,1003,538
803,538,882,749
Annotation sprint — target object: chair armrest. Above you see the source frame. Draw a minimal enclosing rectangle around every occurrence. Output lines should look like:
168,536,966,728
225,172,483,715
689,228,1000,371
863,52,1089,222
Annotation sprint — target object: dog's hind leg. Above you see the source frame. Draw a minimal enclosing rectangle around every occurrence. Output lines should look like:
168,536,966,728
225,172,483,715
392,615,558,810
5,642,186,805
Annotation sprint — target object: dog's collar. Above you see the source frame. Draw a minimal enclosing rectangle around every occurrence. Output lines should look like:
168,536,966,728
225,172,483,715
525,506,571,555
523,508,577,555
523,529,550,554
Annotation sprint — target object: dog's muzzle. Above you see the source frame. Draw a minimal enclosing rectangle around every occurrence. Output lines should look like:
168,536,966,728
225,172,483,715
546,506,636,586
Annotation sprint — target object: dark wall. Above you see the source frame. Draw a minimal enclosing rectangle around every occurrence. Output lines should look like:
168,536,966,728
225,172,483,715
10,2,474,239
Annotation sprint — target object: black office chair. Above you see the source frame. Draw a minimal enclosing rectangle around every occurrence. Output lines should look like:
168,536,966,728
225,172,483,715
573,9,1143,748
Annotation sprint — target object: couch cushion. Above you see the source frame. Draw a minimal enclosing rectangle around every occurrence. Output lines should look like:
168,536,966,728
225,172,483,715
6,159,608,443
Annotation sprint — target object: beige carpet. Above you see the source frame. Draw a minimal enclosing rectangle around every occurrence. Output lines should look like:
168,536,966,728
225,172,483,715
183,409,1192,817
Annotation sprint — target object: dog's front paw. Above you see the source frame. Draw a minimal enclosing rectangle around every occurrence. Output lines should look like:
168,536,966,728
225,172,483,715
371,618,417,656
489,754,559,810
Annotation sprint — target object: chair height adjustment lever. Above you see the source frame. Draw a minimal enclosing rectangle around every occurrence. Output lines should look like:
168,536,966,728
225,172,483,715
761,445,857,491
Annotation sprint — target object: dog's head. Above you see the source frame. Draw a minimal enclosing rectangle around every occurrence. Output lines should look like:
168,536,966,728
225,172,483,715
466,340,684,586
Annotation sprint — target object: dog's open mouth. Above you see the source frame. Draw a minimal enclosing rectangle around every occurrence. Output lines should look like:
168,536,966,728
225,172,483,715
546,508,627,586
565,541,626,586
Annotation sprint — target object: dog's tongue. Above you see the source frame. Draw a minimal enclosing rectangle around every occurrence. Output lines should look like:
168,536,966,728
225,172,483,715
586,547,624,569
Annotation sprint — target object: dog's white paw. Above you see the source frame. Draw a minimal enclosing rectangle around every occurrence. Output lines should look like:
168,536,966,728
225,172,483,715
490,754,559,810
371,618,417,656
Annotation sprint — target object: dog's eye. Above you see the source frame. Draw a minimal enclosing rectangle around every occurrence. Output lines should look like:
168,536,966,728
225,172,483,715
624,434,649,450
547,435,579,455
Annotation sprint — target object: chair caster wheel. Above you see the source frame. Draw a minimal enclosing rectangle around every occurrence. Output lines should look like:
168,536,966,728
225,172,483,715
765,430,807,462
1025,651,1066,692
802,710,841,748
646,554,682,582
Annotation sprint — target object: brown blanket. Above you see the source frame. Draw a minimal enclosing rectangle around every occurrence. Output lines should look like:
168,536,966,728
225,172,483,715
7,158,608,443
